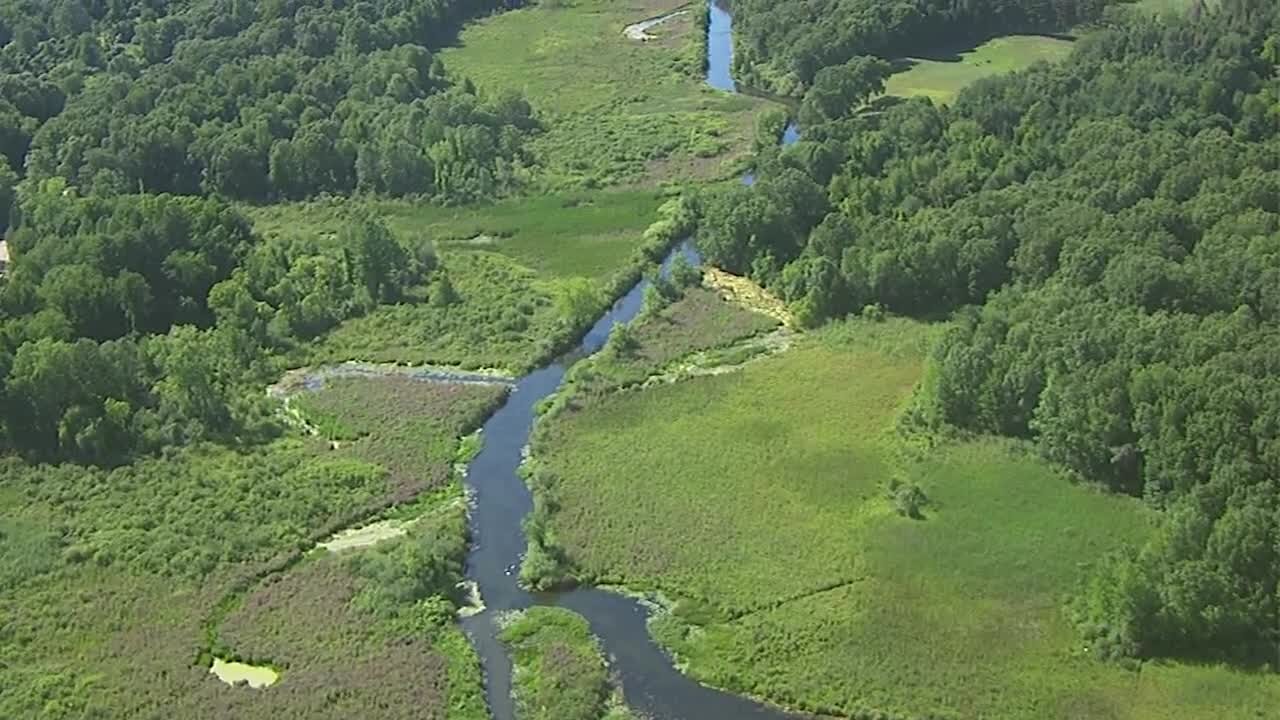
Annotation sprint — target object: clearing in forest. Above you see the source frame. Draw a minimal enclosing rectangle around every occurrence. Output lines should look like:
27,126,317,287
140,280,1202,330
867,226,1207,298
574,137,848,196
532,318,1280,719
884,35,1075,104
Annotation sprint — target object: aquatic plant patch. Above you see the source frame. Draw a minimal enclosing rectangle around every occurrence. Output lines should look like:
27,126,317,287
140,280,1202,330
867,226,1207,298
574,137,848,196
567,286,779,398
290,375,507,501
498,607,618,720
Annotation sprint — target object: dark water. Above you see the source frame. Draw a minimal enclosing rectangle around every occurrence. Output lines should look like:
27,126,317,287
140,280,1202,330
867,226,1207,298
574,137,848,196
457,5,804,719
707,0,736,92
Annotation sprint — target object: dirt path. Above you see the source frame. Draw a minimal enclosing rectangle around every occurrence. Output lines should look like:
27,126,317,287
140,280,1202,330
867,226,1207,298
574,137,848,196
623,10,689,41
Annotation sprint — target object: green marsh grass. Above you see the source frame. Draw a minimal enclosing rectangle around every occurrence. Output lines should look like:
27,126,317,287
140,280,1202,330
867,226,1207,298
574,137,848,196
535,317,1280,718
567,286,779,397
0,375,500,718
498,607,618,720
537,321,928,612
248,188,667,283
440,0,766,187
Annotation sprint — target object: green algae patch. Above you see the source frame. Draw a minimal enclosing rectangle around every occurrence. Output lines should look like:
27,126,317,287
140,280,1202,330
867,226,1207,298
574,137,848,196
209,658,279,688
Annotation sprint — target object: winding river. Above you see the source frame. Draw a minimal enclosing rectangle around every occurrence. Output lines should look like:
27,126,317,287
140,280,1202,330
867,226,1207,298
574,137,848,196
458,4,802,719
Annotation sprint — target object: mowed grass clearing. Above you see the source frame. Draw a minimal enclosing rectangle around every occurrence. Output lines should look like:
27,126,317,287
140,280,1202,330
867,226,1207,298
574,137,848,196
536,318,1280,718
441,0,765,188
885,35,1075,104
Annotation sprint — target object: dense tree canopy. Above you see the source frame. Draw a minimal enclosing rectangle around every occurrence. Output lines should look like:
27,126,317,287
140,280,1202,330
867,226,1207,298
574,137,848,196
0,0,536,205
697,0,1280,664
0,1,530,461
0,181,439,465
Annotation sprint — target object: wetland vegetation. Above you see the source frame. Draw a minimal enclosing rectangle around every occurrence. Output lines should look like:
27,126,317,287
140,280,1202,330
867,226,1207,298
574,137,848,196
3,0,1278,718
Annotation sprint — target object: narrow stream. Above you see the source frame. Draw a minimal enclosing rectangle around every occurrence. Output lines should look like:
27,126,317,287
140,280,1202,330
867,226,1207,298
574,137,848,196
458,4,802,719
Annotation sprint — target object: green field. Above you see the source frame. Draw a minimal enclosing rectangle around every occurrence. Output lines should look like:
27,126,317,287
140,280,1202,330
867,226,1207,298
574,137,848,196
885,35,1076,104
1130,0,1208,13
441,0,765,188
532,318,1280,719
498,607,634,720
247,190,688,373
565,285,779,397
247,189,667,283
0,376,499,719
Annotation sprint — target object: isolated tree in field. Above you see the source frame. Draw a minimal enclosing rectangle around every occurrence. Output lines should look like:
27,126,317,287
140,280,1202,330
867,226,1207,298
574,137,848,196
343,217,408,303
554,278,601,328
429,272,458,308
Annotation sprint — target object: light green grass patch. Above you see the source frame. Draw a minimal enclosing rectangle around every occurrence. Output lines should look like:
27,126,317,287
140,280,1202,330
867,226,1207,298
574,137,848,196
308,251,562,372
538,320,930,613
247,188,664,283
885,35,1075,104
664,439,1280,719
318,518,410,552
442,0,766,187
249,188,674,372
209,658,279,688
1128,0,1212,14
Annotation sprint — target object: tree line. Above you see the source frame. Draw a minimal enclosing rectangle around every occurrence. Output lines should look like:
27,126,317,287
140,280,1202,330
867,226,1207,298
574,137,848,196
695,0,1280,665
731,0,1110,96
0,0,539,463
0,178,444,466
0,0,536,220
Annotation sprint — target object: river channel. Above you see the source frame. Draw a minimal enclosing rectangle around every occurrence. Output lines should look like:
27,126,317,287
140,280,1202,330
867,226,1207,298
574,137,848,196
458,3,803,719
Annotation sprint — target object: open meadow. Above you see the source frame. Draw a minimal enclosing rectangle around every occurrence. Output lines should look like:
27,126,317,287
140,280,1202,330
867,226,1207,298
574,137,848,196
532,318,1280,719
884,35,1076,104
0,376,500,719
440,0,765,188
247,189,688,373
560,284,781,399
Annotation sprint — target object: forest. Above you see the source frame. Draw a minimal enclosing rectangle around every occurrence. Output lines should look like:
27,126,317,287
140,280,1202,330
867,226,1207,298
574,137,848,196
0,0,546,466
0,0,535,209
696,0,1280,665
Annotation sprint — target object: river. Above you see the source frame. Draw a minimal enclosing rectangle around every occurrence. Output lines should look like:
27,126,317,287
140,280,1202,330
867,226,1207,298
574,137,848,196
457,3,803,719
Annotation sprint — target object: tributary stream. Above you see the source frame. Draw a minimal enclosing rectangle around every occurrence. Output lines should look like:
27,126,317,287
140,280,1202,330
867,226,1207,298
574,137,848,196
459,3,803,718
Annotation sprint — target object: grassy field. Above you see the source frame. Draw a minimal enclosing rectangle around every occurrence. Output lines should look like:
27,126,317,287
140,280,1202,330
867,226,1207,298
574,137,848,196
0,376,499,719
536,320,932,610
247,189,686,373
885,35,1076,104
441,0,765,188
532,318,1280,719
565,285,779,398
498,607,634,720
248,189,666,284
1129,0,1208,13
